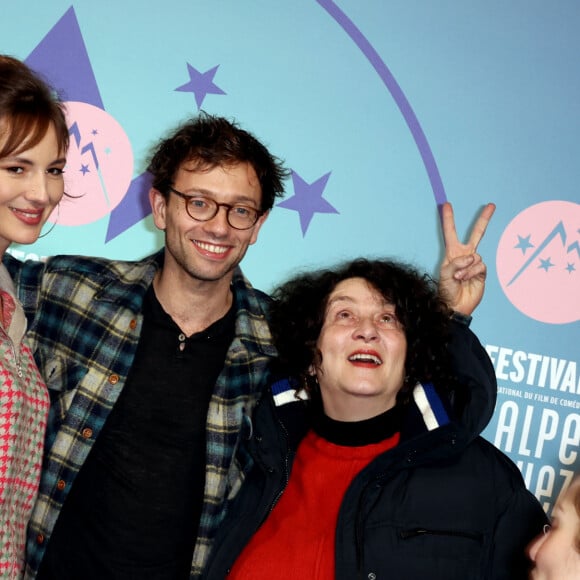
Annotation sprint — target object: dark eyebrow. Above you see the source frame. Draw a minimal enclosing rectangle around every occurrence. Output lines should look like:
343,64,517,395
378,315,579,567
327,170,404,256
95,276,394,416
327,295,355,308
327,295,393,309
4,155,67,166
176,187,259,207
4,156,34,166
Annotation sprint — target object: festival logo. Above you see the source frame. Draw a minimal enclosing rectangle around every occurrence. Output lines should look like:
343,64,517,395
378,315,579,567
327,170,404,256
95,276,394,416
496,200,580,324
58,102,133,225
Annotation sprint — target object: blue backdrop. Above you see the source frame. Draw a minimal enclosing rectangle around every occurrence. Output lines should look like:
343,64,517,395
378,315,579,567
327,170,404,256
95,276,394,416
2,0,579,514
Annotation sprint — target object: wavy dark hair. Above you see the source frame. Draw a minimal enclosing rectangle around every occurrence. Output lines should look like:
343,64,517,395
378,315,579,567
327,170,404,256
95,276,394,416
0,55,69,158
270,257,460,405
147,112,289,211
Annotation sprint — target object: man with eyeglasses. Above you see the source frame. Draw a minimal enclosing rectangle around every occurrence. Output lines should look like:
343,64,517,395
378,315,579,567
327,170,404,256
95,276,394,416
5,112,495,579
5,113,289,579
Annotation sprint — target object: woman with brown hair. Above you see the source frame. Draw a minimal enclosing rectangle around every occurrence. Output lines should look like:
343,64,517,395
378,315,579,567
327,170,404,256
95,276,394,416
0,54,68,578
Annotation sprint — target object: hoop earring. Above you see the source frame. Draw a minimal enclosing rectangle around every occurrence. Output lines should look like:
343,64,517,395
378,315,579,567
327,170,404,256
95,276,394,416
38,204,60,239
304,373,319,394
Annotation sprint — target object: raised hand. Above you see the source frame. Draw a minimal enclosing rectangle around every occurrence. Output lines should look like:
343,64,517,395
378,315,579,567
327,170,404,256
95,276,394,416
438,201,496,316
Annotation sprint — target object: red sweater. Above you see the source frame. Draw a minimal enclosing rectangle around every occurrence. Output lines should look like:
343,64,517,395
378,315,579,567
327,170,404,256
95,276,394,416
229,429,399,579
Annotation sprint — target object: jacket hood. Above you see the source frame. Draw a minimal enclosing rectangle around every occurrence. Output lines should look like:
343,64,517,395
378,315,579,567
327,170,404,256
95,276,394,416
267,321,496,452
268,377,482,458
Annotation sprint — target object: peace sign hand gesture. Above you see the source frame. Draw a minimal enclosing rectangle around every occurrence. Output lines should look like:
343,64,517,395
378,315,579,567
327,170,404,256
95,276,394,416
438,202,496,316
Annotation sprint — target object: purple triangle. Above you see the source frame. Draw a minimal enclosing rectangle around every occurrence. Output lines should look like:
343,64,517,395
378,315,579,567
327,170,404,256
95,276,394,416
25,6,103,108
105,172,153,242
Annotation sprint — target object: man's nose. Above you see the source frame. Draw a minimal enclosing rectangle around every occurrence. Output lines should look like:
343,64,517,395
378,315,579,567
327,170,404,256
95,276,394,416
203,205,231,234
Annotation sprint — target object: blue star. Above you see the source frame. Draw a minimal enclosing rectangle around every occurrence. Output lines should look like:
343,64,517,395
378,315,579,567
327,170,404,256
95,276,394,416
277,171,339,236
91,129,98,136
565,262,576,273
175,63,226,110
538,257,554,272
79,164,90,175
514,234,534,254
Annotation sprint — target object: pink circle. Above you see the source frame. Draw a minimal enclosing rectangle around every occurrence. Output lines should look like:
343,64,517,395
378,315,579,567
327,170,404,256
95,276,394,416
496,201,580,324
52,101,133,225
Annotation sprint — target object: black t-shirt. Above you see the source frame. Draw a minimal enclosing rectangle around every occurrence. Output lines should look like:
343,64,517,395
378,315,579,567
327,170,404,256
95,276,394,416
37,286,235,580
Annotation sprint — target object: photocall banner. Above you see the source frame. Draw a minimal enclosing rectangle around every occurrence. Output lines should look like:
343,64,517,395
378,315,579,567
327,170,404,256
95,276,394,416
2,1,578,515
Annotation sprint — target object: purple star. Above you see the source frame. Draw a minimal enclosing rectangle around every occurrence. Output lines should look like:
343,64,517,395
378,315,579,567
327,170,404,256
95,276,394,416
79,164,90,175
277,171,339,236
538,257,554,272
514,234,534,254
175,63,226,110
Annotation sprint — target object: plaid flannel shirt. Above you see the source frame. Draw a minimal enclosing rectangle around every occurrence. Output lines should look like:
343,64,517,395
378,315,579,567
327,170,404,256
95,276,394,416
4,251,276,578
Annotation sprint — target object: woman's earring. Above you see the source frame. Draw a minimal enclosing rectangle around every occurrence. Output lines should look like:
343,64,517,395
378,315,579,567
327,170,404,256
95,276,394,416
39,204,60,238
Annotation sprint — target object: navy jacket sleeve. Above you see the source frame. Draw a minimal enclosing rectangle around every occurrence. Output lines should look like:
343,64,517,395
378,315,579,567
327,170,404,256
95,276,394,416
447,319,497,436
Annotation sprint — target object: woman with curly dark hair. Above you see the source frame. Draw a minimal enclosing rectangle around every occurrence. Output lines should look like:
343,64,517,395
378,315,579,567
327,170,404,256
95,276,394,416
204,255,547,580
270,258,462,409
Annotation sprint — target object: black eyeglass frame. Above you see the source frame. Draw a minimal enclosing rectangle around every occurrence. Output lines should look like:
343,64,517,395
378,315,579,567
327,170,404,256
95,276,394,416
168,186,264,230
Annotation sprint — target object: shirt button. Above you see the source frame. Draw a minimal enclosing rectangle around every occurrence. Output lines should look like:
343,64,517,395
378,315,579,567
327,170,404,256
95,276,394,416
82,428,93,439
36,534,45,545
56,479,66,491
129,319,137,330
108,374,119,385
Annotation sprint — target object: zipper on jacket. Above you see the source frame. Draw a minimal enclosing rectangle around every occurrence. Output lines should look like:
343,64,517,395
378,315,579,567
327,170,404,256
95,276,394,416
400,527,483,542
264,411,292,516
354,477,382,580
223,410,293,576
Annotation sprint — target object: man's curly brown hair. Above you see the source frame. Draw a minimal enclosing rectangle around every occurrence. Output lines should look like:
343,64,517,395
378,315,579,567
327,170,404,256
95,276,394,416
147,112,289,211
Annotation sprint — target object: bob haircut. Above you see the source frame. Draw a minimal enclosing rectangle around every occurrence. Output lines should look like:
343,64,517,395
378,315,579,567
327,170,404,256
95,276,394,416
147,112,289,211
269,257,460,404
0,55,69,158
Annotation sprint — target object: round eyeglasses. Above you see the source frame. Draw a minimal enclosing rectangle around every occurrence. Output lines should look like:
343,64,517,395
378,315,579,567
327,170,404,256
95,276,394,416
169,187,264,230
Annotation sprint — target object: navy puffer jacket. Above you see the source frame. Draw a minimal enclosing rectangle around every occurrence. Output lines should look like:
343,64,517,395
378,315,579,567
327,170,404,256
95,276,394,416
203,322,547,580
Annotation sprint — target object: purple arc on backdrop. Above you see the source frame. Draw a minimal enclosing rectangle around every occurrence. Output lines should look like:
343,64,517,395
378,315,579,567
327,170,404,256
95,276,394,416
316,0,447,210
